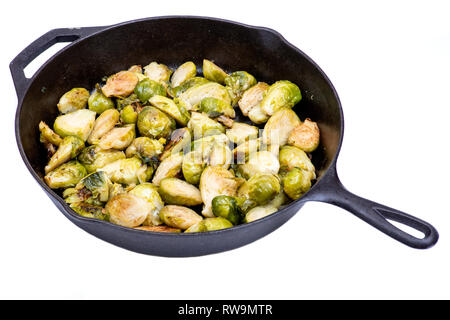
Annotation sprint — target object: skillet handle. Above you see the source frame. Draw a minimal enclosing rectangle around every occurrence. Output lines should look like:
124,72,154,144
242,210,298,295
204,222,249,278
9,27,105,99
307,167,439,249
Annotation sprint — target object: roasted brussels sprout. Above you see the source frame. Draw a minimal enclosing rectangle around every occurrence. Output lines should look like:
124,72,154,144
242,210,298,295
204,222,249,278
125,136,164,160
262,108,301,146
281,167,314,200
238,174,281,207
233,138,262,164
120,104,139,124
279,145,316,177
106,193,152,227
44,160,87,189
186,217,233,232
200,166,242,217
160,128,192,160
87,109,120,145
88,85,115,114
78,146,126,173
288,119,320,152
237,151,280,179
149,95,190,126
70,203,109,220
101,157,151,185
159,178,202,206
152,152,183,186
203,59,228,84
224,71,257,105
144,62,172,87
171,61,197,87
39,121,62,146
135,225,181,233
102,71,139,98
53,109,96,141
211,195,241,225
45,136,84,173
160,205,203,230
182,151,206,185
207,143,232,169
57,88,89,114
260,80,301,116
191,134,230,158
238,82,269,116
134,78,166,103
98,124,135,150
137,106,176,139
199,97,235,118
76,171,112,202
226,122,258,145
244,205,278,223
177,82,231,111
188,112,225,138
129,183,164,226
168,77,210,98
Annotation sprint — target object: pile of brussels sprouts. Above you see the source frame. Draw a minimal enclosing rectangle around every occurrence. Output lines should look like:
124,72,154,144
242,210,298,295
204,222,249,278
39,59,320,233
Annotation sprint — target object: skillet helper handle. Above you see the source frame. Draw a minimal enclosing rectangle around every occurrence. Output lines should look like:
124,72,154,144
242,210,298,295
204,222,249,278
10,27,104,99
309,168,439,249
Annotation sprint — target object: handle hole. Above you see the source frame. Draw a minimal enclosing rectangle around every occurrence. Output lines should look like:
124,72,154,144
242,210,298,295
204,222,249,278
24,42,72,79
386,219,425,239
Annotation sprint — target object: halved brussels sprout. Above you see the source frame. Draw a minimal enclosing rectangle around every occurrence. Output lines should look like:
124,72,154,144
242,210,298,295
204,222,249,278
149,95,190,126
233,138,262,164
134,225,181,233
134,78,167,103
188,112,225,138
159,205,203,230
203,59,228,84
53,109,96,141
168,77,210,98
160,128,192,161
226,122,258,145
243,205,278,223
262,108,301,146
186,217,233,232
199,97,235,118
101,157,150,185
170,61,197,87
120,104,139,124
288,118,320,152
191,134,230,158
88,85,115,114
70,203,109,221
159,178,202,206
207,143,232,169
143,62,172,87
224,71,257,106
78,146,126,173
237,151,280,179
182,151,206,185
137,106,176,139
45,136,84,173
125,136,164,160
238,82,269,116
39,121,62,146
106,193,152,227
57,88,89,114
279,145,315,177
238,174,281,207
200,166,242,217
211,195,241,225
152,152,183,186
44,160,87,189
177,82,231,111
259,80,301,116
87,109,120,145
129,183,164,226
102,71,139,97
98,124,136,150
76,171,112,202
281,167,314,200
248,104,270,124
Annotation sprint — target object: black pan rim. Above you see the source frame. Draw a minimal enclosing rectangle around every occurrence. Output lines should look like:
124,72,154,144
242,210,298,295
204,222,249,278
14,15,344,238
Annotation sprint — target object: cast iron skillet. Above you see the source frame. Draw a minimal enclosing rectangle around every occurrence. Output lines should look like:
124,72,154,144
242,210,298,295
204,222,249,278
11,16,439,256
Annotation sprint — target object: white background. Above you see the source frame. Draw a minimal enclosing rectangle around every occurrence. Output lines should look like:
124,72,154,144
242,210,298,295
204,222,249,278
1,0,449,299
